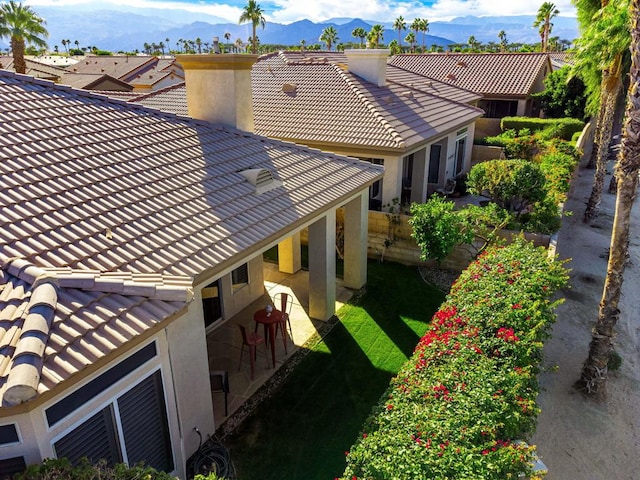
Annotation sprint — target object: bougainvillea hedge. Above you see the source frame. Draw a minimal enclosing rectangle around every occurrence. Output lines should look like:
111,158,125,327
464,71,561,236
340,238,568,480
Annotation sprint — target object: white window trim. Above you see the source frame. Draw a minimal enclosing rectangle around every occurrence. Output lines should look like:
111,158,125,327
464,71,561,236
0,423,22,447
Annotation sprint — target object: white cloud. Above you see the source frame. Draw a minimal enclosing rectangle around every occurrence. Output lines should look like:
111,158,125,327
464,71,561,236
26,0,577,24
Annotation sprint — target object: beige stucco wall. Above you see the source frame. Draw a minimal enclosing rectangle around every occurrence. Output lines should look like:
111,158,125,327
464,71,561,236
471,145,506,168
474,117,501,139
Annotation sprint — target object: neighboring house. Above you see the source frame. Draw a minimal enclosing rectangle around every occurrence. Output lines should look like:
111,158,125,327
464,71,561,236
390,52,553,137
0,55,381,478
134,50,483,209
0,56,67,81
66,55,184,92
58,72,134,91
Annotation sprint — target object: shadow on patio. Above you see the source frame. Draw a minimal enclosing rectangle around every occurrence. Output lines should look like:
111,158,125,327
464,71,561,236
205,262,355,432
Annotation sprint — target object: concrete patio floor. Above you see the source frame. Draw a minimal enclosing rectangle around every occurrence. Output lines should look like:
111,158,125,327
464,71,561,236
206,262,355,433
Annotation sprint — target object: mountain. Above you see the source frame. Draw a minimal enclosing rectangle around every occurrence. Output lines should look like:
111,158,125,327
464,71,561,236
0,6,578,53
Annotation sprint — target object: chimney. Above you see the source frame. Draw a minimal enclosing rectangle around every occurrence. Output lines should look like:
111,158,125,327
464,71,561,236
176,54,258,132
344,49,390,87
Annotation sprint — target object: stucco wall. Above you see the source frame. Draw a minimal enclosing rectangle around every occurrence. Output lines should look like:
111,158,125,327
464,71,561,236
471,145,506,168
475,118,502,139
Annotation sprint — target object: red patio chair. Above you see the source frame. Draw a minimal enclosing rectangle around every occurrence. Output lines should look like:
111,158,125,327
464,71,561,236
238,324,267,380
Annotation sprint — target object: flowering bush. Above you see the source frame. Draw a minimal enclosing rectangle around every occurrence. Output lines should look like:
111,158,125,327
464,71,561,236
339,239,568,479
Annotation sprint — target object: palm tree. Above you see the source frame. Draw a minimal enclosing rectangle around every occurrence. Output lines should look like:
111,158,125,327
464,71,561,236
352,27,366,48
579,0,630,220
533,2,560,52
224,31,231,52
498,29,508,52
239,0,266,54
368,24,384,48
195,37,202,54
159,41,165,55
410,18,421,43
394,15,406,47
418,18,429,52
468,35,478,51
578,0,640,397
74,39,79,52
319,26,338,51
0,1,48,74
300,38,306,52
405,31,416,53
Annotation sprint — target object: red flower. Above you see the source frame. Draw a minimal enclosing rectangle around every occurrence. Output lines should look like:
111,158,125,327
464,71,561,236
386,404,393,411
511,303,522,309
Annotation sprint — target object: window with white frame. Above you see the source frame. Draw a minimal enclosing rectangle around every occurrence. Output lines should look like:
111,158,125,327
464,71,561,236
454,130,467,176
359,157,384,211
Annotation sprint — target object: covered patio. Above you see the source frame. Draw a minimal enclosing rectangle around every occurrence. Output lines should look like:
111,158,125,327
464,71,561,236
206,262,356,431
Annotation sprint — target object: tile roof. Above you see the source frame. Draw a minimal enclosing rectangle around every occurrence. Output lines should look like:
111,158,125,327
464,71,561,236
0,255,190,405
67,55,157,81
0,70,382,282
389,53,552,97
0,69,382,405
58,72,133,91
0,56,66,80
128,68,178,88
132,82,189,115
251,53,483,151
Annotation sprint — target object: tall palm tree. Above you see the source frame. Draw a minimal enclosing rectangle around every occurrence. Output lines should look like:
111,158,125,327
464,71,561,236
0,1,48,74
468,35,478,51
319,26,338,51
368,24,384,48
498,29,508,51
419,18,429,52
579,0,640,396
239,0,266,54
224,31,231,52
405,31,416,53
195,37,202,54
352,26,366,48
410,18,421,44
533,2,560,52
61,38,67,55
393,15,406,47
579,0,630,220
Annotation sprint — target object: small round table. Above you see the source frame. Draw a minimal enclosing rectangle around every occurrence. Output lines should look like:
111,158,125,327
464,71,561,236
253,308,284,368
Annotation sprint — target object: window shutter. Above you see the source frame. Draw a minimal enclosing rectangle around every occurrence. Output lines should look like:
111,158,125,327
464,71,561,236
118,371,174,472
53,407,121,466
0,456,26,479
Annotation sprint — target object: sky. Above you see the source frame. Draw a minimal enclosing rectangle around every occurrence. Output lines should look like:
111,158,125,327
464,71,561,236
28,0,578,24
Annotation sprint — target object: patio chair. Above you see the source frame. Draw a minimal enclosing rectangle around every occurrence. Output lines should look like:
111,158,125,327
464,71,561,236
436,178,456,197
238,324,267,380
210,370,229,416
273,292,294,352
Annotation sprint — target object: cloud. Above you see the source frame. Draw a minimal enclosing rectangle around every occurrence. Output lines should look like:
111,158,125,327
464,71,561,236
26,0,577,24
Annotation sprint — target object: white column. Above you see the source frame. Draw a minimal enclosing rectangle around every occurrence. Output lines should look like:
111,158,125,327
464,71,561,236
278,233,302,274
308,211,336,321
343,191,368,289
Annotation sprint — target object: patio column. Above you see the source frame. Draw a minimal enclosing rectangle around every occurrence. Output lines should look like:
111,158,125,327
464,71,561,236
277,233,302,274
308,210,336,321
343,191,368,289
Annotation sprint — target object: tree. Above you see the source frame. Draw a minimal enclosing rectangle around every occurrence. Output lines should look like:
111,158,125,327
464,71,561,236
239,0,266,54
498,29,508,51
578,0,640,396
405,31,416,53
410,18,421,49
224,31,231,52
393,15,406,47
352,27,366,48
0,1,48,74
319,26,338,51
467,35,478,51
368,24,384,48
533,65,588,119
418,18,429,52
533,2,560,52
388,39,400,55
195,37,202,54
578,0,630,220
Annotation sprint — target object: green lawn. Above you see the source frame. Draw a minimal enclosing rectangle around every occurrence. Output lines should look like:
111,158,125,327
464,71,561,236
225,261,445,480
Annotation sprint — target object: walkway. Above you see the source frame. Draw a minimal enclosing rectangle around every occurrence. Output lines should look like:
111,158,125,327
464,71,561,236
206,262,355,433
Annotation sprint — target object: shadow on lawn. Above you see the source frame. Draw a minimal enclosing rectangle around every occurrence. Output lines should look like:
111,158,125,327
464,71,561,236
224,262,444,480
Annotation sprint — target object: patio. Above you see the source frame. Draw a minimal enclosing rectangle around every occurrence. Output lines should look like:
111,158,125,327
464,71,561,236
205,262,355,431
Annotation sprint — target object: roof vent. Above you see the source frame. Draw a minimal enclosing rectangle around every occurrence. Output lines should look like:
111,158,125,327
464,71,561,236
401,91,414,99
282,83,297,93
456,60,467,67
240,168,283,194
445,73,456,81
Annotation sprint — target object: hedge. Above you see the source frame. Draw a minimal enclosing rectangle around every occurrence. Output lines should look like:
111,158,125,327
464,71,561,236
340,239,568,480
499,117,584,141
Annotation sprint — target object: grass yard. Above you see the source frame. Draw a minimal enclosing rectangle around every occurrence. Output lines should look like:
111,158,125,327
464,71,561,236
224,261,445,479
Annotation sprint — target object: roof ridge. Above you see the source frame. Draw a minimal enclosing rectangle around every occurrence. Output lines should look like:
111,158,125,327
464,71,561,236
332,64,405,149
387,64,482,98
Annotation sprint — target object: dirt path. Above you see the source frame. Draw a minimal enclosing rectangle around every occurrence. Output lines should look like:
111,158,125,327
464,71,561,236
531,160,640,479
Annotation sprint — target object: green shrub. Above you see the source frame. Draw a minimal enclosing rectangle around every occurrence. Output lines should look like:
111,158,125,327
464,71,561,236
341,239,568,480
500,117,584,141
466,159,547,216
15,458,176,480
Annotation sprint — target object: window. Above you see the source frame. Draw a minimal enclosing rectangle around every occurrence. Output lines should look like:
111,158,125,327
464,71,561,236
0,424,19,446
53,370,174,472
0,457,26,479
428,144,442,184
231,264,249,290
202,280,222,328
478,99,518,118
454,136,466,175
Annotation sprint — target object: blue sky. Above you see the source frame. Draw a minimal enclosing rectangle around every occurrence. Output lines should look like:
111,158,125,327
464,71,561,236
28,0,577,24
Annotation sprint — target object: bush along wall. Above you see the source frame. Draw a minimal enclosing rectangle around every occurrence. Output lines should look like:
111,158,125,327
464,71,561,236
340,238,568,480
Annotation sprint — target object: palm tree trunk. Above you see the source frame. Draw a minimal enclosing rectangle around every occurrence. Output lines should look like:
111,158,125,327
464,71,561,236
11,37,26,74
584,69,622,221
587,80,609,169
578,1,640,396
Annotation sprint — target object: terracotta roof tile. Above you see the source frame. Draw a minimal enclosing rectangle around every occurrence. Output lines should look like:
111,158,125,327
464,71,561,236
389,53,552,97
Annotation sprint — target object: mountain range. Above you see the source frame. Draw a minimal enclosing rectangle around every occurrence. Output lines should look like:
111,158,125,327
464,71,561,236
0,5,579,53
